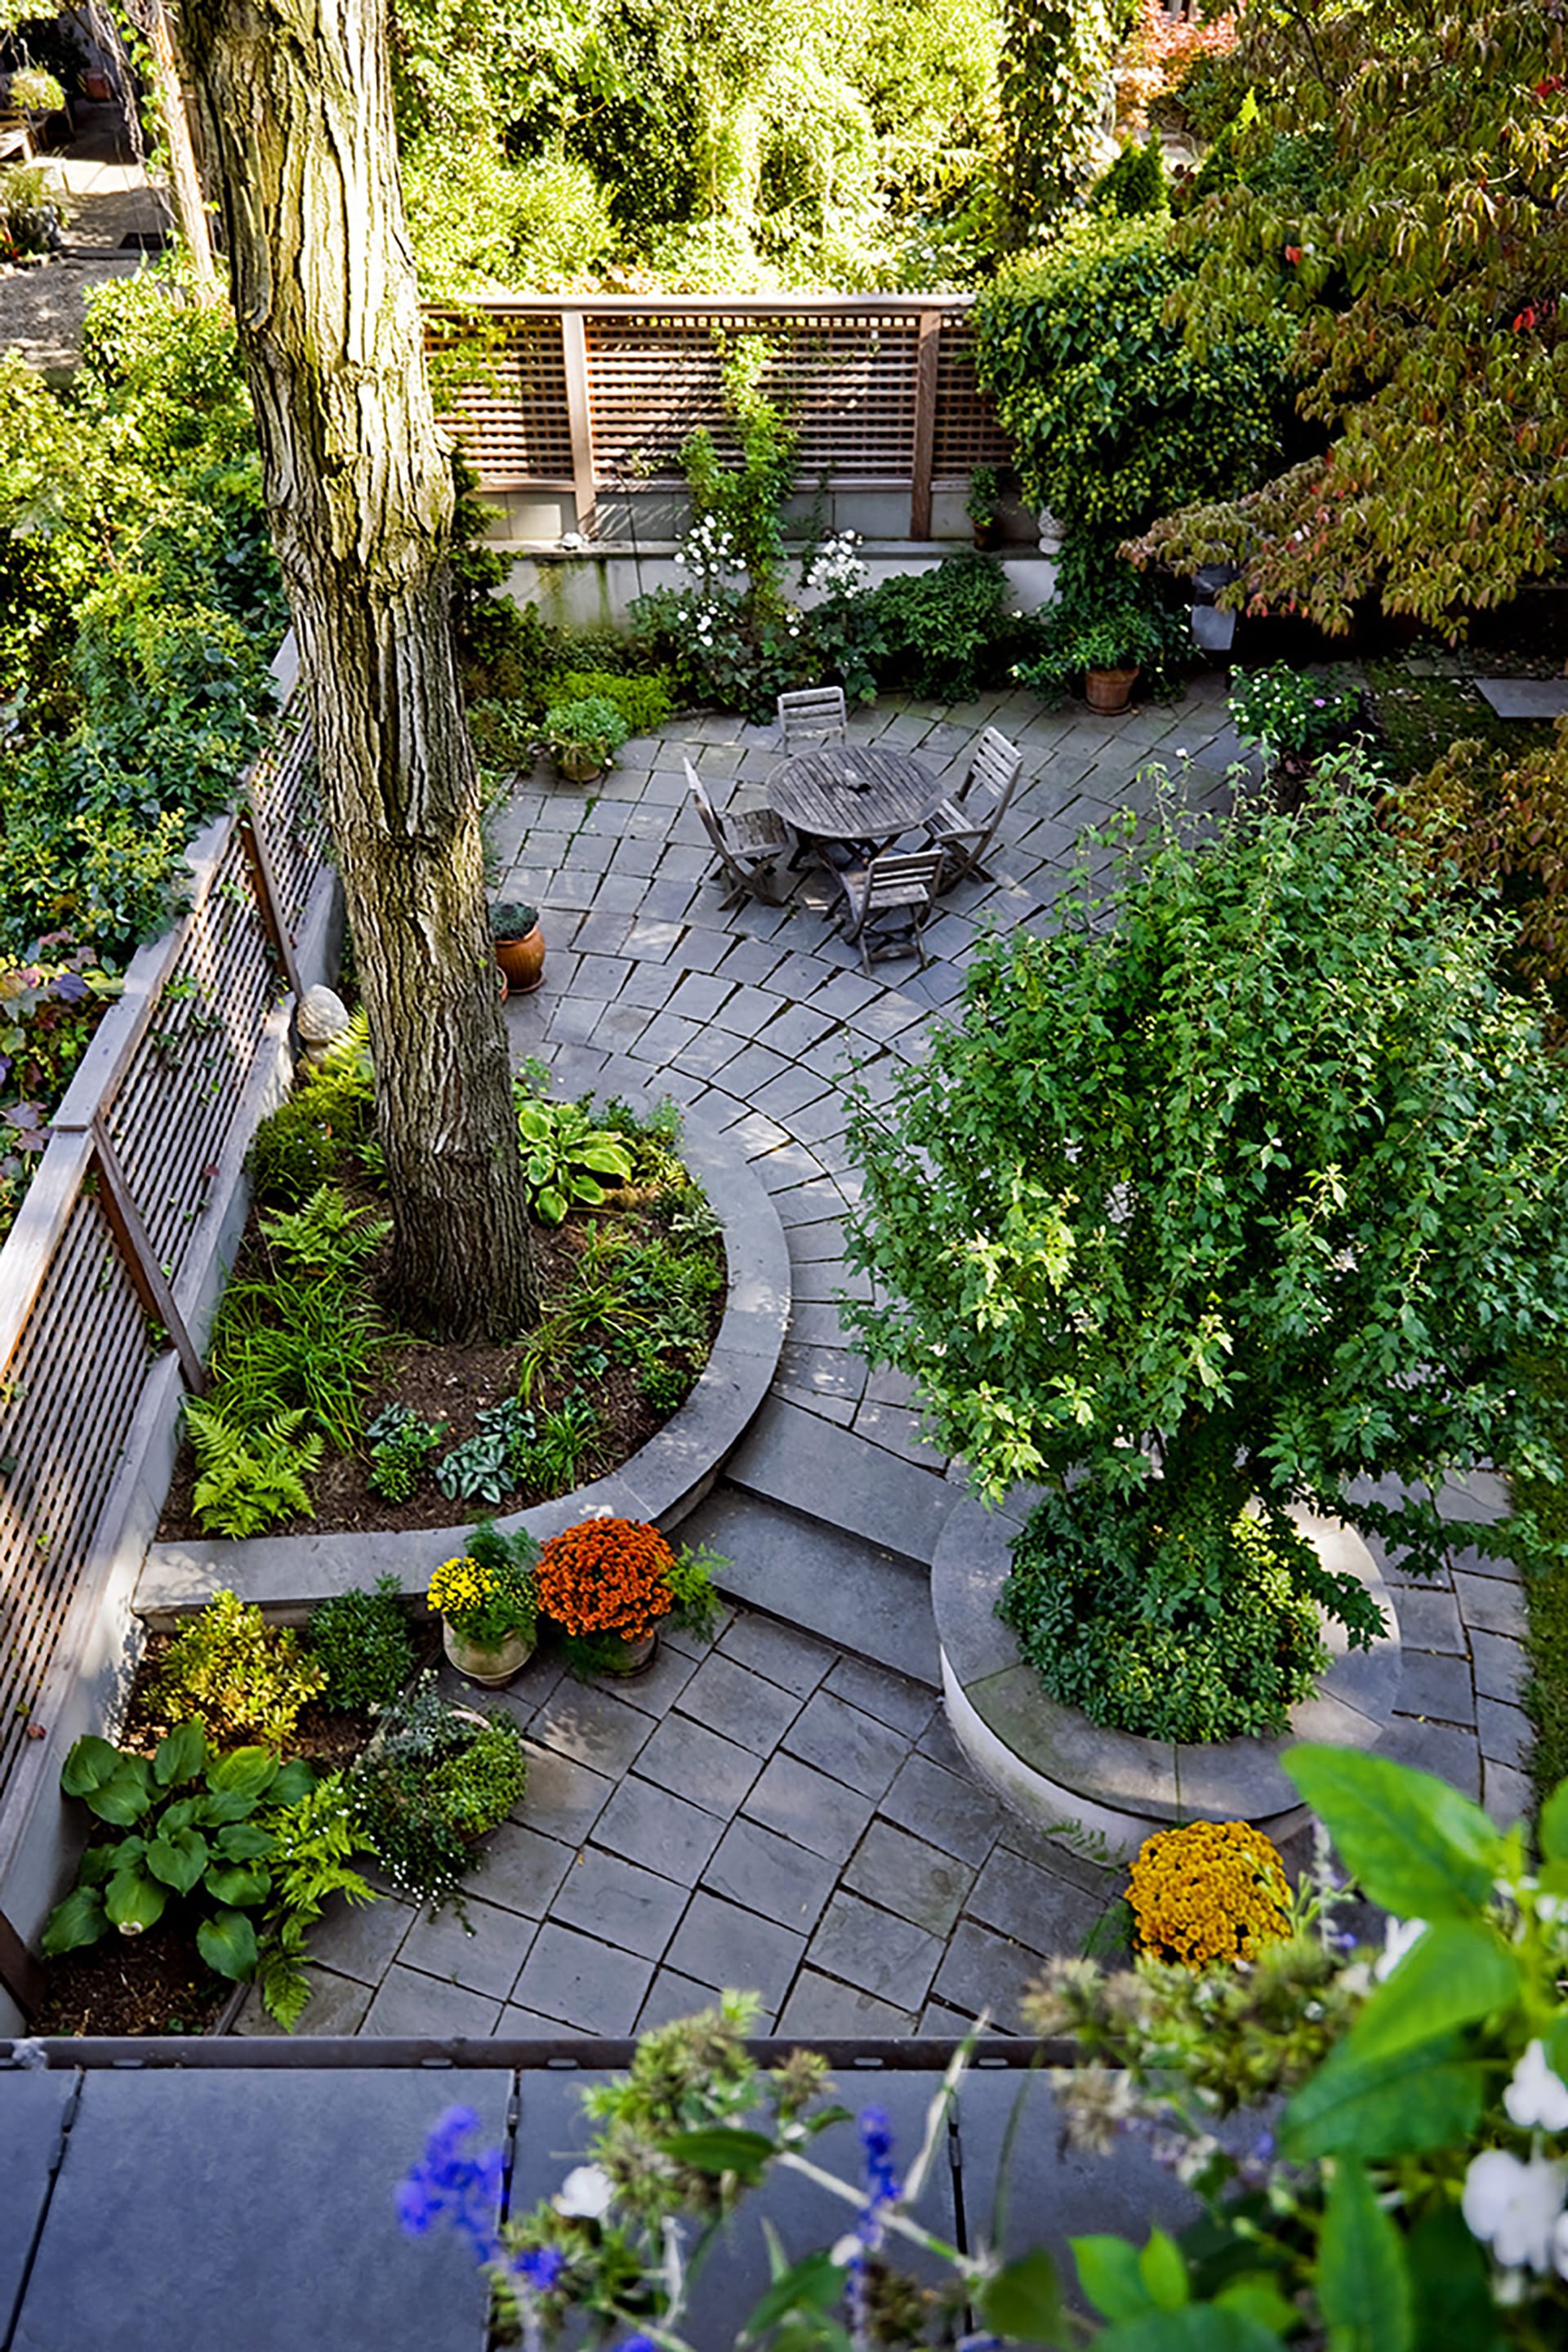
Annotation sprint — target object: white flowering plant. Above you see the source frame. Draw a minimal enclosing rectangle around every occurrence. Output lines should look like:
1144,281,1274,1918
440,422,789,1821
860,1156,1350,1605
1228,662,1365,762
403,1748,1568,2349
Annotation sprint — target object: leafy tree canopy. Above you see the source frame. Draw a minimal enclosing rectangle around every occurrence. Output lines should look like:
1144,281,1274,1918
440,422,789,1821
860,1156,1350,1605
1126,1,1568,635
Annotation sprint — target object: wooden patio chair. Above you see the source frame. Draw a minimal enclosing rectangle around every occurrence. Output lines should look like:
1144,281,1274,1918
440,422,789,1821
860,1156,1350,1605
920,726,1023,889
777,685,848,755
683,757,792,909
832,847,947,978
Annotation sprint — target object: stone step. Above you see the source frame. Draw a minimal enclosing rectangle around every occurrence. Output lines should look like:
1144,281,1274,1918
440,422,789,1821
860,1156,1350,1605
724,1396,959,1567
684,1484,942,1689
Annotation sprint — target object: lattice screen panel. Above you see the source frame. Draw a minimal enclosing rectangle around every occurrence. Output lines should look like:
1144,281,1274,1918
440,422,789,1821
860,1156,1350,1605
931,313,1012,480
252,715,325,936
0,1193,148,1797
435,313,574,483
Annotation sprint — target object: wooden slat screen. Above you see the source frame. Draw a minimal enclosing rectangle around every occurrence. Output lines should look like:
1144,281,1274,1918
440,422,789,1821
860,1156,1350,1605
430,296,1012,506
0,700,332,1814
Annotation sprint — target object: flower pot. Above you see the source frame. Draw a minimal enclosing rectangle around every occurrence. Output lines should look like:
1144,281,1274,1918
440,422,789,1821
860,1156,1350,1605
595,1625,662,1677
442,1619,534,1686
494,923,545,995
971,522,1003,552
1084,664,1140,716
555,750,605,785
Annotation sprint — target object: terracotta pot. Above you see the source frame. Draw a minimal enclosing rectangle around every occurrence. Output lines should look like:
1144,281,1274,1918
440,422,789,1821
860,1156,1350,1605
555,749,605,785
1084,664,1140,716
442,1619,533,1686
494,924,545,995
595,1625,662,1677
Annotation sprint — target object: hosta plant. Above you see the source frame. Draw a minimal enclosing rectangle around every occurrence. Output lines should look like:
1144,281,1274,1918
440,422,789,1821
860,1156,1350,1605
514,1092,634,1225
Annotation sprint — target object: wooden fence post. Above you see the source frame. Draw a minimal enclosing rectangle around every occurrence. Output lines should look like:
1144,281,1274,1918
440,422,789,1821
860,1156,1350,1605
911,311,941,541
237,805,303,1000
87,1117,207,1396
560,309,598,536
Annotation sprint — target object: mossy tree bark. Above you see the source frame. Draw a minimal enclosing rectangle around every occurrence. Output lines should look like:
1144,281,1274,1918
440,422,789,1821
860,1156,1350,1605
175,0,537,1337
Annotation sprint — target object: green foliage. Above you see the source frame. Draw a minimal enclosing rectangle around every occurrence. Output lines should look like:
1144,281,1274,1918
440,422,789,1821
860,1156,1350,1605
245,1018,377,1206
0,943,122,1245
860,554,1021,702
1014,528,1191,701
843,768,1568,1737
0,158,61,253
255,1771,378,2030
350,1674,528,1910
1003,1492,1326,1742
1089,133,1168,220
400,139,619,298
434,1404,522,1507
364,1402,448,1503
208,1267,393,1452
515,1090,635,1224
996,0,1117,240
1228,663,1365,762
666,1542,725,1643
306,1576,418,1712
43,1720,318,1986
439,1519,541,1646
155,1588,327,1748
541,693,630,765
553,670,674,735
260,1183,391,1279
184,1398,324,1539
1129,2,1568,635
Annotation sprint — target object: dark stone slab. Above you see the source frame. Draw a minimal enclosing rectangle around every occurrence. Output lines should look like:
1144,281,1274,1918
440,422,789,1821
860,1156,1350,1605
636,1968,727,2030
14,2068,503,2352
742,1752,876,1865
930,1918,1047,2035
549,1847,688,1961
306,1887,419,1985
613,1637,702,1717
1453,1571,1526,1640
635,1713,763,1817
845,1819,975,1937
675,1651,805,1754
807,1890,944,2007
592,1773,728,1885
234,1964,373,2038
782,1688,911,1799
1392,1584,1466,1655
0,2070,72,2343
479,1821,577,1918
1396,1648,1477,1726
1469,1629,1526,1708
776,1970,915,2037
968,1845,1108,1960
880,1752,1010,1860
1381,1713,1483,1799
396,1895,537,2000
1477,1695,1532,1772
518,1742,617,1843
511,1922,655,2033
718,1610,836,1696
702,1816,840,1935
527,1682,657,1778
824,1655,936,1739
725,1397,958,1564
666,1891,807,2010
1474,679,1568,718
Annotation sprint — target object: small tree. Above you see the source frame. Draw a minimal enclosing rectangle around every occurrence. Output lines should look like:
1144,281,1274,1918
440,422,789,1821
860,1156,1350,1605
844,767,1568,1740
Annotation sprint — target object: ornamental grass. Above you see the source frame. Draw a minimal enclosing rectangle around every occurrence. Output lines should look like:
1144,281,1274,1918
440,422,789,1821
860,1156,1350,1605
534,1515,676,1641
1128,1820,1291,1970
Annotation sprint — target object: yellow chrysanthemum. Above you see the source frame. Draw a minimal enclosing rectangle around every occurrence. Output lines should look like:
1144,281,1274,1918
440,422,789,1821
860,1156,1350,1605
427,1555,495,1619
1128,1820,1291,1971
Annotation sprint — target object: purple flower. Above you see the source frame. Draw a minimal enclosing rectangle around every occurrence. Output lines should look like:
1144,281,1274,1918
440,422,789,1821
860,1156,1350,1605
513,2244,567,2292
858,2105,900,2211
398,2105,505,2264
618,2337,659,2351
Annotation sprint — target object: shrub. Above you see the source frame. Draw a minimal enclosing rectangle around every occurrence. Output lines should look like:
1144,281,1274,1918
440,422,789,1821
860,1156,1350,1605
552,670,674,735
246,1018,377,1205
154,1588,327,1747
1228,663,1364,762
844,766,1568,1739
858,554,1022,702
1087,133,1167,219
307,1576,418,1711
350,1675,528,1910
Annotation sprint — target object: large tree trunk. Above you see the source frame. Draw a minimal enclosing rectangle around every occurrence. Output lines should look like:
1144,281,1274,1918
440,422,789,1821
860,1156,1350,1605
175,0,538,1336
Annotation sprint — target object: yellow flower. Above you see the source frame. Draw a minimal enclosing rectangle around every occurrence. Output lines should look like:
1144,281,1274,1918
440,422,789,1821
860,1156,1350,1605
1128,1820,1290,1971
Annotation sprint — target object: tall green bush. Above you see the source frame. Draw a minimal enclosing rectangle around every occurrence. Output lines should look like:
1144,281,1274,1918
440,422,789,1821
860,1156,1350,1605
844,765,1568,1740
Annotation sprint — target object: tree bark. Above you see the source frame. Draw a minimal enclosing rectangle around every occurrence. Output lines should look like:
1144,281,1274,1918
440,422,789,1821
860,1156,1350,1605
140,2,220,291
173,0,538,1336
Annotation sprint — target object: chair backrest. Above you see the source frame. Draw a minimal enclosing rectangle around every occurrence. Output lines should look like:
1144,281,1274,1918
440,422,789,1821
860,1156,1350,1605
965,726,1023,808
683,754,729,849
862,848,946,912
777,686,847,753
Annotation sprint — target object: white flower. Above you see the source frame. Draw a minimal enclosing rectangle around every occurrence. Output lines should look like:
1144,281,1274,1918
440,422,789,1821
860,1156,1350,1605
553,2163,614,2219
1463,2149,1568,2271
1374,1916,1428,1980
1505,2042,1568,2133
1554,2210,1568,2282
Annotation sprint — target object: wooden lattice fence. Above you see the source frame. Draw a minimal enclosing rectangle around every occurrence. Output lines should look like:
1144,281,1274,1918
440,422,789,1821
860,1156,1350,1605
0,705,327,1829
430,294,1013,538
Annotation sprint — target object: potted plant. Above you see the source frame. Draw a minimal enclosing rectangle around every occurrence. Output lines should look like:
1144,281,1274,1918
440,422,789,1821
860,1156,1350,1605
534,1515,721,1677
541,694,629,784
427,1521,540,1686
964,463,1006,550
489,901,543,996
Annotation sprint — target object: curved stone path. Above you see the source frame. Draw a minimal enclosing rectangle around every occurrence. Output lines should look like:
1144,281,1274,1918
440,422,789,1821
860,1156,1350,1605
246,679,1528,2039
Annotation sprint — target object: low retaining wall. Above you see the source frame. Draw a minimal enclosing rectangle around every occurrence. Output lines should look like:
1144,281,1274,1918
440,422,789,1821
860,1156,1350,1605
135,1112,790,1625
933,1492,1403,1860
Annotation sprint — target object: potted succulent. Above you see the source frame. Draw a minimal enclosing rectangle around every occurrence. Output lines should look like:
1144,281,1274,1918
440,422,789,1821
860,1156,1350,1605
427,1521,540,1686
964,463,1006,551
534,1514,721,1677
489,901,543,996
542,694,629,784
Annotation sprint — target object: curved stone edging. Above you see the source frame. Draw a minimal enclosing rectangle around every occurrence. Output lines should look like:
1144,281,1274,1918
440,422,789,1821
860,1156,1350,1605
932,1492,1403,1860
134,1111,791,1627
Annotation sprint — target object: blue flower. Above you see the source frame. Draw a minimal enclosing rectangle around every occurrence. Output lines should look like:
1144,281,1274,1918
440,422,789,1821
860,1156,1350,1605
398,2105,505,2265
618,2336,659,2351
858,2105,900,2211
513,2244,568,2292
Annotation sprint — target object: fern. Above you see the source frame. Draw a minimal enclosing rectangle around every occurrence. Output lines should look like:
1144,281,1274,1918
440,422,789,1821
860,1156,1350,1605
257,1774,377,2030
185,1397,323,1538
260,1183,392,1278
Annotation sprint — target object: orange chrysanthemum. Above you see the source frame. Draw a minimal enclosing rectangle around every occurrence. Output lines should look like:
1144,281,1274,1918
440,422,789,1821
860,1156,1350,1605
534,1516,676,1640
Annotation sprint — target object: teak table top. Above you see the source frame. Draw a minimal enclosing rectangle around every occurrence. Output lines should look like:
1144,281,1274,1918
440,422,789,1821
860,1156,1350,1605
768,743,946,847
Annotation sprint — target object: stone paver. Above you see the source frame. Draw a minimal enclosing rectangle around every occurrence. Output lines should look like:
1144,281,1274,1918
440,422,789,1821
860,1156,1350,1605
307,684,1519,2041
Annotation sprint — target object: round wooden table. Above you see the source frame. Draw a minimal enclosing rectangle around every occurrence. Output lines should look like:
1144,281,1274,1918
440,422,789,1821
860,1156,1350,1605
768,743,947,858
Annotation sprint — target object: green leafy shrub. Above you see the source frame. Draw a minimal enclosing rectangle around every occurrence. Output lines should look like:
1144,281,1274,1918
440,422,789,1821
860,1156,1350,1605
246,1017,377,1206
42,1719,314,1985
552,670,674,736
859,555,1022,702
184,1398,323,1539
364,1402,448,1503
434,1400,528,1507
306,1576,418,1712
429,1521,539,1647
155,1588,327,1748
1088,134,1168,219
844,768,1568,1740
350,1675,528,1911
208,1267,392,1450
254,1771,379,2030
541,693,630,768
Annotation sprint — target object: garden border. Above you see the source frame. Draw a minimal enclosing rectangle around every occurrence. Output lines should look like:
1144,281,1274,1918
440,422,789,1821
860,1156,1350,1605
933,1493,1403,1860
133,1110,791,1628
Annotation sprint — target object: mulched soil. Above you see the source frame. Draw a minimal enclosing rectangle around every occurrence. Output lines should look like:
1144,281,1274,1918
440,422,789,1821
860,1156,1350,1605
157,1198,725,1541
